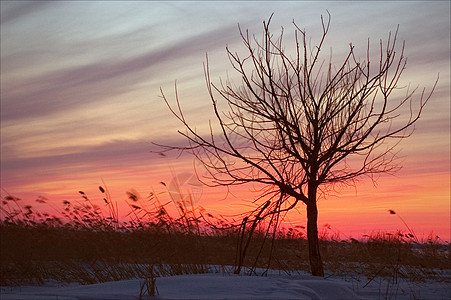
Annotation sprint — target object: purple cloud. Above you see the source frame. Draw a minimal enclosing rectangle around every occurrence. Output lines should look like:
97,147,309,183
1,23,238,122
0,1,55,24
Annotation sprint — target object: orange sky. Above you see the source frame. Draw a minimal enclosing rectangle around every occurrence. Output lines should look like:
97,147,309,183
1,1,450,241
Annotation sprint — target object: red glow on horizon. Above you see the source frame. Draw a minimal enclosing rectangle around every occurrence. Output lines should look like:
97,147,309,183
2,167,449,243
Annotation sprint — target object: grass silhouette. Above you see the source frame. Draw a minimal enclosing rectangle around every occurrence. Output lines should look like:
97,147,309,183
1,188,449,286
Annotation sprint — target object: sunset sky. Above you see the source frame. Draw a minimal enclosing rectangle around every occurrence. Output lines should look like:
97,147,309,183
1,1,450,240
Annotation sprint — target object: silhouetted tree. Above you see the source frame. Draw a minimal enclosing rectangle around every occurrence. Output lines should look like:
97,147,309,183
158,13,436,277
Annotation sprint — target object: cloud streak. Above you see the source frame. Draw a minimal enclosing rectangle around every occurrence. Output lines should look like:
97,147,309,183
2,139,153,172
0,1,54,24
1,23,238,121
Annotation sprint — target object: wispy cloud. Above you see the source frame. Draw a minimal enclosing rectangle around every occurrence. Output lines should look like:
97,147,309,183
1,23,237,122
3,139,152,171
0,1,54,24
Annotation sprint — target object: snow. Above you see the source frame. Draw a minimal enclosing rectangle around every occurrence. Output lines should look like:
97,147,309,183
152,274,363,299
1,268,450,300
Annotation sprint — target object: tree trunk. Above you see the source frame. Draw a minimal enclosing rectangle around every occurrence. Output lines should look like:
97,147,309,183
306,188,324,277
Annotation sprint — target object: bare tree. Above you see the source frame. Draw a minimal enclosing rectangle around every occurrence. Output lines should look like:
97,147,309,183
157,13,437,277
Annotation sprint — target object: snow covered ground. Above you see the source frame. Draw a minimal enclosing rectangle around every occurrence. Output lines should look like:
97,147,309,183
1,268,450,299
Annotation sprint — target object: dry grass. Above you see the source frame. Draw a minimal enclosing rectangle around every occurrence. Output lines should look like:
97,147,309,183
1,190,449,286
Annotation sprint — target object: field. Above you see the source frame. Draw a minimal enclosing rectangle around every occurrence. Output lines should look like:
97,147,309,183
1,191,450,299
